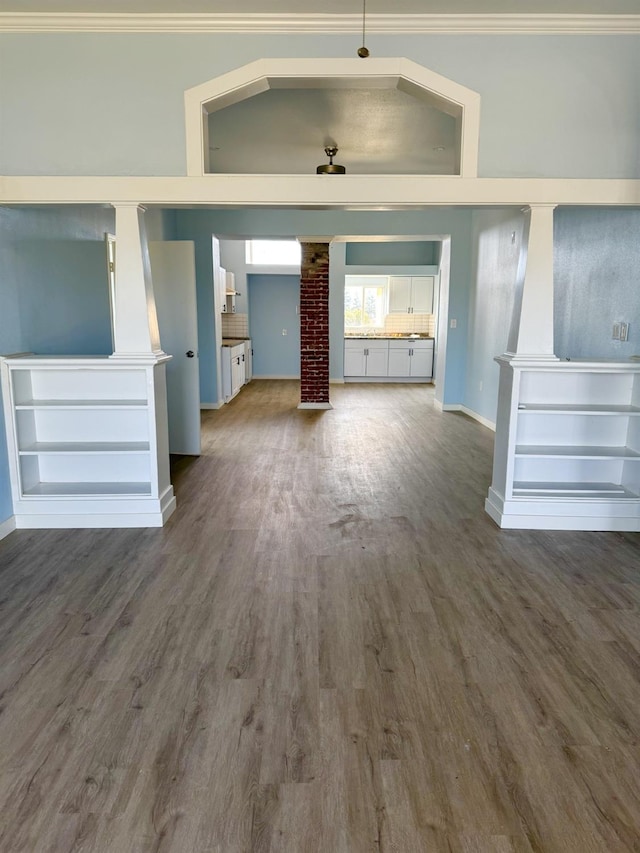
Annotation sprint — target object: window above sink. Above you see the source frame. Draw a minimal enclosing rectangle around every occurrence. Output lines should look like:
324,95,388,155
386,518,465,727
344,276,387,331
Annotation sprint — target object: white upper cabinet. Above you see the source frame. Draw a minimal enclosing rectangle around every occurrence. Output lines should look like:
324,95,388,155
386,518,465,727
410,277,435,313
388,277,413,314
388,276,434,314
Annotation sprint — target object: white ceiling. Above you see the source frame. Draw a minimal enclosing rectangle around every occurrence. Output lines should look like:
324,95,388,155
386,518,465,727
208,88,457,175
4,0,640,12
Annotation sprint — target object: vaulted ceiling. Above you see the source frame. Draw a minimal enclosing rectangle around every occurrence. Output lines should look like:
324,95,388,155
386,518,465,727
208,88,458,176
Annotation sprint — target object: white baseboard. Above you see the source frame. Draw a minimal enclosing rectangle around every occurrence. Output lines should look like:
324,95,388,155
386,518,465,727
0,515,16,540
201,401,223,410
442,403,495,431
329,378,345,384
460,405,496,431
485,488,640,531
344,377,433,384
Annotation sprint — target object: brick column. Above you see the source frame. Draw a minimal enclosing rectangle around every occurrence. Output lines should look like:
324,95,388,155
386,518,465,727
298,240,332,410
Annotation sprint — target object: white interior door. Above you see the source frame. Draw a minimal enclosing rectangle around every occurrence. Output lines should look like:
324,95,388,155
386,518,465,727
149,241,201,455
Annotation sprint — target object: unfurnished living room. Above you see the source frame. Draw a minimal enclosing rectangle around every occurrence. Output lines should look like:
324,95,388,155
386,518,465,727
1,1,640,851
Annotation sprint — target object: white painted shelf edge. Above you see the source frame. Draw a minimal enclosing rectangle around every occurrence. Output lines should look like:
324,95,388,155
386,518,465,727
517,404,640,415
15,399,148,409
18,441,151,455
512,481,639,499
23,482,153,497
515,445,640,459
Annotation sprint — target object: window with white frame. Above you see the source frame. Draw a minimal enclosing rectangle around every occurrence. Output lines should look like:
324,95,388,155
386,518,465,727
344,276,388,329
245,239,301,266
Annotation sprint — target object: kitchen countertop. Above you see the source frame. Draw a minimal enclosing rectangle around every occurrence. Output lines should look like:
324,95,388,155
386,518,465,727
344,335,434,340
221,338,250,347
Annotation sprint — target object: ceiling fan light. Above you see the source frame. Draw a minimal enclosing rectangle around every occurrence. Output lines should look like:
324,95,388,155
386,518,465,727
316,145,346,175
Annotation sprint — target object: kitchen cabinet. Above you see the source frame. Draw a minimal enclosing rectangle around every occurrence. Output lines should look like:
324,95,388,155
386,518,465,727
388,340,434,378
344,340,389,377
222,270,237,314
218,265,228,313
221,343,245,401
388,276,434,314
243,340,252,384
0,354,175,528
344,338,434,381
486,358,640,531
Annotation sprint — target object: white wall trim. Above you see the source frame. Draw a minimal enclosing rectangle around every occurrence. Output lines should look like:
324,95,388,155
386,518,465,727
0,516,16,541
184,57,480,178
3,177,640,207
1,13,638,34
200,401,224,410
442,403,496,431
253,374,300,380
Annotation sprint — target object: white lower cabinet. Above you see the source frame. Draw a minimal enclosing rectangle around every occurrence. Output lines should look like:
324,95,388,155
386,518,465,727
344,339,434,380
344,340,388,377
221,343,246,401
486,356,640,531
244,340,252,384
0,355,176,529
388,340,434,378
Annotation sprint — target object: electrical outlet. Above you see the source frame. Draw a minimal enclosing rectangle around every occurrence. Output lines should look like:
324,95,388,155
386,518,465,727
450,318,457,329
613,323,620,340
282,329,287,336
479,380,483,392
620,322,629,342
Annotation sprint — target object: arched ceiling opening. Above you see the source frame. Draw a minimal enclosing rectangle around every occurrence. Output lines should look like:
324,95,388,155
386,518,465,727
184,58,481,178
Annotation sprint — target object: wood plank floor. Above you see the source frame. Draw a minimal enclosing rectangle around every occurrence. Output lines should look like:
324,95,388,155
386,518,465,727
1,380,640,852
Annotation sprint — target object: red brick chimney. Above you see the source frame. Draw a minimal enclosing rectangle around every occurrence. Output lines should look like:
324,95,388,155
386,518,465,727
298,240,332,410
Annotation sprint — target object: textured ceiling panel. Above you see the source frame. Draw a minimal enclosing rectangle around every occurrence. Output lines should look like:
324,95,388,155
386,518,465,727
208,88,457,175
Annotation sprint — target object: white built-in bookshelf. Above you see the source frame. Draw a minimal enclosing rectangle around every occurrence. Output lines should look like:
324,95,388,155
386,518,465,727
1,355,175,528
486,357,640,530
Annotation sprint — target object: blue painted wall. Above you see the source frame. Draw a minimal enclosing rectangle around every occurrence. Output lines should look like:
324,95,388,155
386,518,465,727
174,208,474,407
16,241,113,355
345,241,437,266
0,34,638,179
554,208,640,360
464,208,524,425
0,205,116,527
248,275,301,378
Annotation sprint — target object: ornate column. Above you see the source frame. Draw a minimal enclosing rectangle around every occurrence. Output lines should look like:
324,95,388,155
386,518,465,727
486,204,558,527
298,240,332,410
110,203,165,358
506,204,558,360
109,203,174,524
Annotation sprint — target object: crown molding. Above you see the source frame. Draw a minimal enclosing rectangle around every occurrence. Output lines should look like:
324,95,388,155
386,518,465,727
0,13,639,35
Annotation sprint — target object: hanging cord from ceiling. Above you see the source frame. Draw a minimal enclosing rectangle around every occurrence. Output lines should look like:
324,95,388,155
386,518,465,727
358,0,370,58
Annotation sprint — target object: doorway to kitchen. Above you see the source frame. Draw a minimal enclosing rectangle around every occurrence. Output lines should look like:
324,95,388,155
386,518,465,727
330,235,451,402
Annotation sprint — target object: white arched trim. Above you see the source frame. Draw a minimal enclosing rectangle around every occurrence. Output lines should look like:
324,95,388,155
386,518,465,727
184,57,481,179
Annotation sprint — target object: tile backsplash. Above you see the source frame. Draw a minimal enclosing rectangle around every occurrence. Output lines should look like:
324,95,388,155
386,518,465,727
222,313,249,338
383,313,435,336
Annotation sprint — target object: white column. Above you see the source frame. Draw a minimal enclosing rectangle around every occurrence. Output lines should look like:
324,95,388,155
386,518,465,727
110,203,165,358
506,204,558,361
